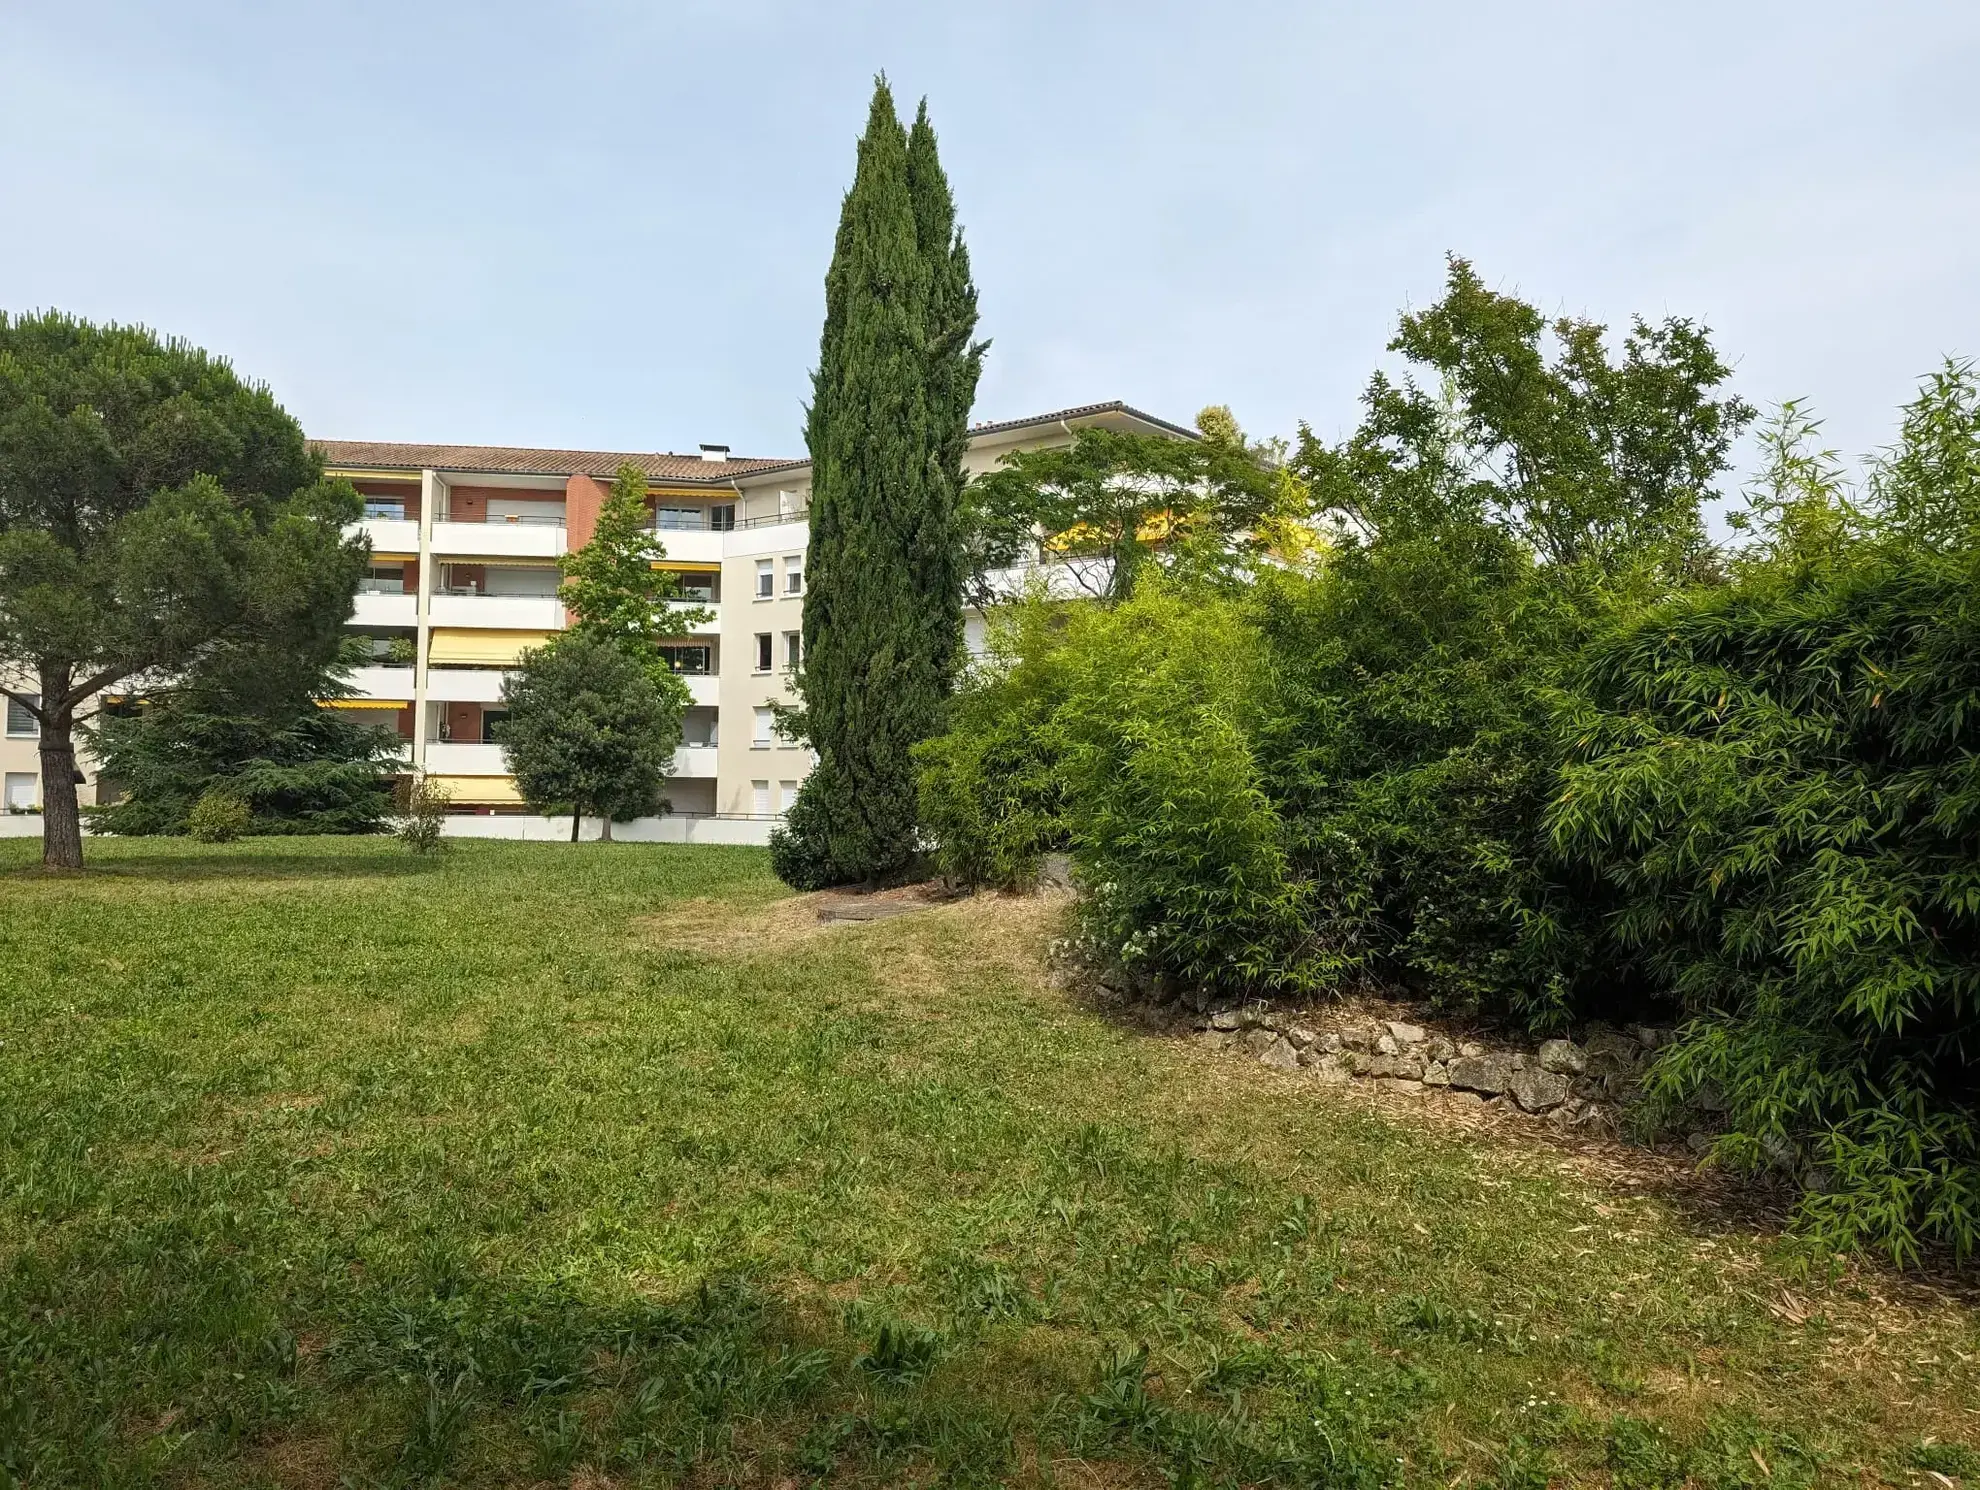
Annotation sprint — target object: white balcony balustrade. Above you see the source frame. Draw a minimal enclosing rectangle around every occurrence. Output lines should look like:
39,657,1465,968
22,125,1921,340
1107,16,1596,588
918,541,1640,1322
353,517,420,554
672,746,718,778
428,594,565,630
424,741,508,775
426,667,510,703
348,666,414,701
351,592,417,627
431,520,566,559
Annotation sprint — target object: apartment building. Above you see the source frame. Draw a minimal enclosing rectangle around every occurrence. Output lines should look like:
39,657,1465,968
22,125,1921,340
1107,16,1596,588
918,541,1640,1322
315,401,1195,841
0,401,1189,838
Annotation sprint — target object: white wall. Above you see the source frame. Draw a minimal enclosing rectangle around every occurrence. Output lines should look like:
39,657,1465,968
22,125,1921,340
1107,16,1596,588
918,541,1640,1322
441,813,774,844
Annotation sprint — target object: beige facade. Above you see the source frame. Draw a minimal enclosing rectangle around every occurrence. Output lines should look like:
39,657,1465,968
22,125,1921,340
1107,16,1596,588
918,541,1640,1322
313,401,1195,842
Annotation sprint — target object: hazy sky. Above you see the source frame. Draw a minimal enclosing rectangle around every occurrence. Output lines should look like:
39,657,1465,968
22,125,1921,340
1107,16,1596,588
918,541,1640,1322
4,1,1976,489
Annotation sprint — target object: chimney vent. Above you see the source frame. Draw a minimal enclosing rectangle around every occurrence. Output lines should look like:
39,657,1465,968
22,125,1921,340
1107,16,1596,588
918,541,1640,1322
698,443,729,463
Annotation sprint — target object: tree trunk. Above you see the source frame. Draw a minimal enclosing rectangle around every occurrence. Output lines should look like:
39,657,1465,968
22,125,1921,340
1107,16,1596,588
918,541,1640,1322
570,809,581,843
37,667,83,871
599,815,613,842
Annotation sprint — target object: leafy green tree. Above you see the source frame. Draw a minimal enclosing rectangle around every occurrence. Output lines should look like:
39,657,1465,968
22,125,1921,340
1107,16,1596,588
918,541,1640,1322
1300,255,1752,576
0,311,364,868
773,78,983,888
965,410,1286,605
558,461,711,679
87,635,399,837
500,632,682,842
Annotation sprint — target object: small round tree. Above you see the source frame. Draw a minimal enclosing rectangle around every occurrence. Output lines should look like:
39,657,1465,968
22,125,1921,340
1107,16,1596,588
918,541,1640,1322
500,633,682,842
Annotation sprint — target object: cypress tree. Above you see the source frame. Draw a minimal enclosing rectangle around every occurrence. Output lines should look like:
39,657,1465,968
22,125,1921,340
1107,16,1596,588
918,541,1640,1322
772,79,983,888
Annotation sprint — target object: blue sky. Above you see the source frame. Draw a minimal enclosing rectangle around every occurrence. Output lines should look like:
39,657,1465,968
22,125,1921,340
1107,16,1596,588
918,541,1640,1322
4,1,1976,490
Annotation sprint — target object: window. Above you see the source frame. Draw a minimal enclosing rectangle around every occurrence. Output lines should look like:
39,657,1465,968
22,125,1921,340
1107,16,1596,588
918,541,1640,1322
756,559,774,598
4,773,36,812
660,645,711,675
754,633,773,672
783,631,801,670
5,694,38,738
479,709,509,744
784,556,805,595
359,563,405,595
711,504,737,532
777,489,796,518
655,506,705,531
362,497,406,520
752,708,774,748
779,780,799,812
751,780,771,816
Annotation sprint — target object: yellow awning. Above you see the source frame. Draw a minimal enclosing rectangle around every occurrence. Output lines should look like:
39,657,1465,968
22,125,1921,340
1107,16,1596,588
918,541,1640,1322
327,468,421,482
654,560,721,573
427,629,552,665
323,698,407,710
428,774,524,805
369,551,418,562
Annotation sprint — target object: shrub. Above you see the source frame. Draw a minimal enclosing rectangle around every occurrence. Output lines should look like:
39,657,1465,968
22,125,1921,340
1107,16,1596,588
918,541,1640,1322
392,776,452,856
914,599,1074,889
186,790,251,843
1554,551,1980,1262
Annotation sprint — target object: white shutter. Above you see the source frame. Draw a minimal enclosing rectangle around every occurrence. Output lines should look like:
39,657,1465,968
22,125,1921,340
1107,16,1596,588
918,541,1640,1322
751,780,771,816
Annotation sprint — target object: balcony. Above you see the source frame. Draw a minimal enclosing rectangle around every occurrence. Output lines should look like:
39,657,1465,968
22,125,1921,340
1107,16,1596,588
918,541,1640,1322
348,665,414,701
682,674,718,707
429,594,564,630
432,520,566,560
653,528,723,565
672,746,718,778
424,741,507,775
663,599,720,636
351,592,417,627
353,517,420,554
427,667,509,704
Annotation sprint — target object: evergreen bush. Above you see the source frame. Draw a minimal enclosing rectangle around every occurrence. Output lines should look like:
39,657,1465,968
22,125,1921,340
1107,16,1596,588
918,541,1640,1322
186,790,251,843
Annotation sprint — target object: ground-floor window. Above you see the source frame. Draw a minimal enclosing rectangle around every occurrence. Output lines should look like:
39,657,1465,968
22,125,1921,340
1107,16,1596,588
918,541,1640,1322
4,772,37,811
751,780,771,816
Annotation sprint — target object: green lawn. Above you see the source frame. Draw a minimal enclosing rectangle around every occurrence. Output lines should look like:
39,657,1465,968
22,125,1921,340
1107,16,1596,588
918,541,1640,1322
1,837,1975,1488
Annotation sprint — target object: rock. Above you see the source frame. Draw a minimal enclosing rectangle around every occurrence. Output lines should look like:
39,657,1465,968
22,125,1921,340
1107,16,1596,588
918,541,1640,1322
1537,1038,1587,1075
1508,1051,1529,1071
1571,1076,1606,1103
1257,1037,1301,1071
1424,1035,1456,1064
1284,1024,1317,1050
1583,1030,1642,1075
1374,1032,1400,1057
1445,1089,1487,1108
1695,1081,1730,1114
1341,1028,1376,1054
1385,1020,1427,1045
1209,1010,1242,1032
1545,1098,1586,1130
1627,1023,1669,1050
1447,1053,1516,1095
1457,1041,1486,1059
1184,987,1212,1014
1037,851,1074,889
1422,1061,1450,1087
1368,1053,1425,1081
1196,1030,1236,1051
1316,1031,1343,1053
1508,1066,1572,1112
1379,1077,1427,1095
1304,1051,1352,1082
1345,1052,1373,1076
1239,1028,1279,1059
1577,1103,1621,1138
1239,1006,1273,1031
1686,1130,1716,1155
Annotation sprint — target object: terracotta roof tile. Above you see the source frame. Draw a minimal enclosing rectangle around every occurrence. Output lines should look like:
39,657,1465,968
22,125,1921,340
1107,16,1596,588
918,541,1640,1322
312,439,796,482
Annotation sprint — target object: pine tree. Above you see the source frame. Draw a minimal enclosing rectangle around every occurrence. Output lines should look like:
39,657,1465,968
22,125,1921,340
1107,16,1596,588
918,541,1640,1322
773,79,983,888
